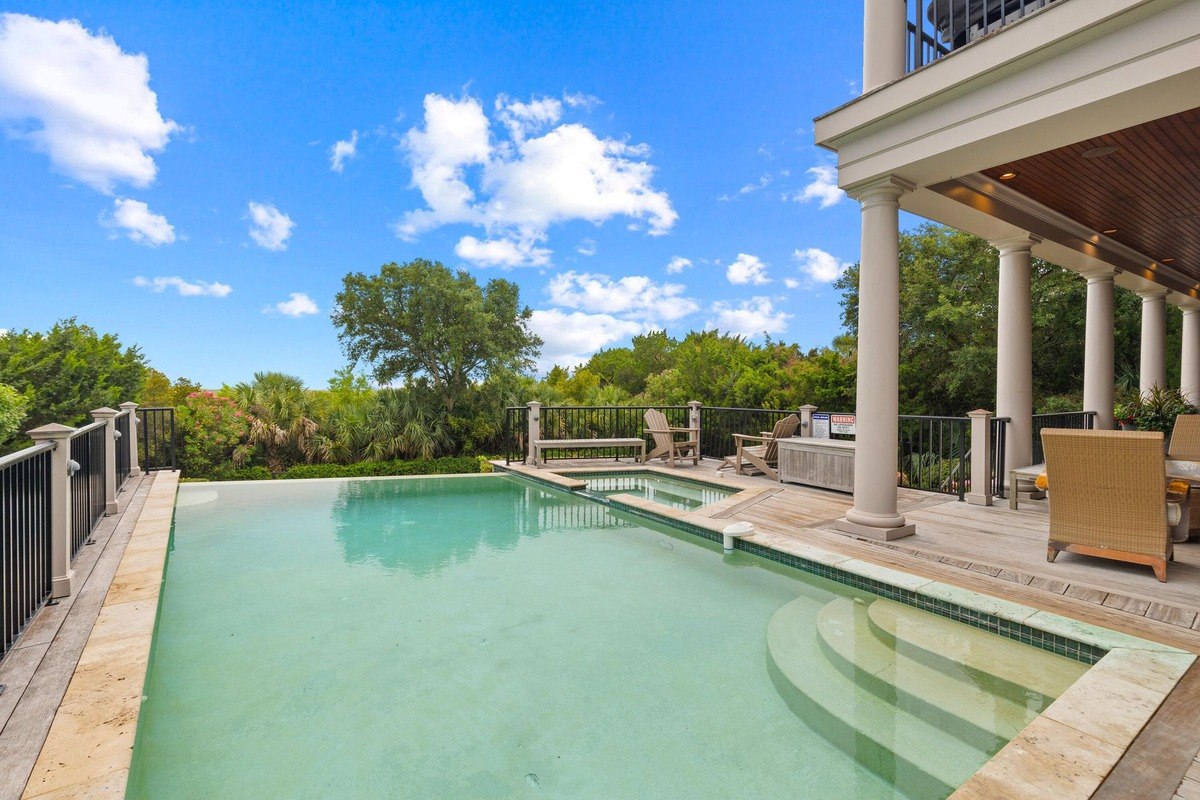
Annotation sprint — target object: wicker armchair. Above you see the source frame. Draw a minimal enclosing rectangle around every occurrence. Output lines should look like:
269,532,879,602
1168,414,1200,536
1042,429,1184,582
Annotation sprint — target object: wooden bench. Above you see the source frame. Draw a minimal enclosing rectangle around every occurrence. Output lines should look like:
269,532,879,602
532,438,646,467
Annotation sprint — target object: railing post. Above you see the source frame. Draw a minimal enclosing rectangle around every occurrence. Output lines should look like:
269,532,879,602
799,404,818,438
120,401,141,477
526,401,541,465
28,423,76,598
687,401,702,457
91,407,120,514
967,410,994,507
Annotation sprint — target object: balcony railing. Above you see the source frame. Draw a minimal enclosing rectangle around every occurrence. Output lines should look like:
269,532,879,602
906,0,1063,73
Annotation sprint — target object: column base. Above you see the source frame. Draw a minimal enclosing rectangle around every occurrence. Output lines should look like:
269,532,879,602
967,494,994,507
834,517,916,541
130,467,142,477
51,570,75,599
105,500,119,515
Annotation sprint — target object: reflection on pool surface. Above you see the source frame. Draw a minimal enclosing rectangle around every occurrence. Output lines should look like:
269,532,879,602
127,475,1086,799
578,471,737,510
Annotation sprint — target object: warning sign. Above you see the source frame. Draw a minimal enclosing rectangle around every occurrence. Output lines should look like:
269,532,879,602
830,414,856,436
812,412,830,439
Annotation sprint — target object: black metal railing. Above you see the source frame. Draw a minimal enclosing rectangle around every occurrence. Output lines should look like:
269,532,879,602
1,443,53,660
505,406,525,465
137,407,177,471
69,422,107,557
906,0,1063,73
525,405,691,463
115,411,131,488
990,417,1010,498
898,415,970,499
1032,411,1096,465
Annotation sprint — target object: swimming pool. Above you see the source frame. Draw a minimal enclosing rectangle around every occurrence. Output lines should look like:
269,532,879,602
127,475,1086,799
576,470,736,510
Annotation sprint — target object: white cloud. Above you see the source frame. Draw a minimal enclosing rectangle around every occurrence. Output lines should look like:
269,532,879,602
739,174,772,195
547,271,698,323
133,275,230,298
528,309,643,371
102,198,175,246
665,256,692,274
246,201,294,251
784,277,801,289
562,91,602,111
0,13,180,193
794,165,845,209
268,292,318,317
330,130,358,172
706,297,790,339
726,253,770,285
455,234,551,268
575,238,597,257
794,247,851,283
395,92,676,267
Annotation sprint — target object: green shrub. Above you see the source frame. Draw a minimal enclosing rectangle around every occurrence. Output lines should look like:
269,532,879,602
207,465,274,482
278,456,483,480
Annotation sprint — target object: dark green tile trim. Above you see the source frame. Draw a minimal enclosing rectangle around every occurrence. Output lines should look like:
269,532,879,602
497,465,1106,666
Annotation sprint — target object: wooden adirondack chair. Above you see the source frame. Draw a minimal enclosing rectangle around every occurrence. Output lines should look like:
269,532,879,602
643,409,700,467
719,414,800,481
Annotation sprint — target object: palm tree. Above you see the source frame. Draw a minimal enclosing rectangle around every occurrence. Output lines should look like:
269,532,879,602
231,372,319,473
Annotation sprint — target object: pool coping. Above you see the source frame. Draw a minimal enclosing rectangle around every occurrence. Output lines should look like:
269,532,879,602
22,468,1198,800
495,463,1199,799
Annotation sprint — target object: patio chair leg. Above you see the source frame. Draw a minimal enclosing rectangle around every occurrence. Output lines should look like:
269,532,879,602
1046,546,1059,563
1153,558,1168,582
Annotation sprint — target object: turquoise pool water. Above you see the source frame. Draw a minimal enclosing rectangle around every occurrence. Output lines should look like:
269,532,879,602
127,475,1086,799
578,471,736,510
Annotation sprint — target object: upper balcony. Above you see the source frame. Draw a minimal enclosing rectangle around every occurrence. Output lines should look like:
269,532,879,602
906,0,1065,74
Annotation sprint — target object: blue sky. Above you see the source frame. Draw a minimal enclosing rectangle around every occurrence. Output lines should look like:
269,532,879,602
0,1,876,387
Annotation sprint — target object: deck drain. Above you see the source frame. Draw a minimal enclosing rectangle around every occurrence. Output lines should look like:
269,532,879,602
525,773,540,788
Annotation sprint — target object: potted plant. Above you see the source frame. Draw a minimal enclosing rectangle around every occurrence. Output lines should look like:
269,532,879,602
1113,396,1140,431
1125,386,1198,446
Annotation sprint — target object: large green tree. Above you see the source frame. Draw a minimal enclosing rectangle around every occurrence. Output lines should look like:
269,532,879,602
332,259,541,412
0,318,146,438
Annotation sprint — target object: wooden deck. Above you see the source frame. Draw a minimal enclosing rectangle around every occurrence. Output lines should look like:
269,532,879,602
537,456,1200,652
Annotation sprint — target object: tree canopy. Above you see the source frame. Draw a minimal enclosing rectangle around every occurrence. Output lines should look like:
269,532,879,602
332,259,541,412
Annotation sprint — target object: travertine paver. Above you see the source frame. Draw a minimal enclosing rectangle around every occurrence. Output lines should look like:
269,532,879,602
21,472,178,800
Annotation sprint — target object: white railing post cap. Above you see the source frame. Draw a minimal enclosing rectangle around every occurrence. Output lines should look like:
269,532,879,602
28,423,75,440
91,406,119,419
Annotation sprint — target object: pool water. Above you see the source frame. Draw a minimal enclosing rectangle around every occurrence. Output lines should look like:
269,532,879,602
578,471,736,510
127,475,1087,799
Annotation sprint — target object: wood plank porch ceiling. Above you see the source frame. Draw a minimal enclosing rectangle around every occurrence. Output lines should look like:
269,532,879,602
981,107,1200,287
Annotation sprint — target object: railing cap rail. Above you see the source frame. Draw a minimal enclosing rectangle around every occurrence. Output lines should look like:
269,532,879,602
70,419,106,438
0,440,55,468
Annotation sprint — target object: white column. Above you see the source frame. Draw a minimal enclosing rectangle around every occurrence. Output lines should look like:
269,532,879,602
967,410,994,507
28,423,76,598
119,401,141,477
687,401,702,455
91,407,119,514
863,0,907,92
993,235,1039,476
526,401,541,465
1083,269,1117,430
1182,303,1200,406
1139,288,1168,395
837,175,916,541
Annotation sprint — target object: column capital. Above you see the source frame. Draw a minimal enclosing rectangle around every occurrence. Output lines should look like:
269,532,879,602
1136,286,1170,301
847,175,915,205
1179,299,1200,314
990,234,1042,255
1080,267,1117,283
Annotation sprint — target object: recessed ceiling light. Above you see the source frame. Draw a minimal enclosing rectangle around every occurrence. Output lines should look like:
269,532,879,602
1082,145,1119,159
999,171,1018,180
1162,258,1176,264
1102,228,1118,234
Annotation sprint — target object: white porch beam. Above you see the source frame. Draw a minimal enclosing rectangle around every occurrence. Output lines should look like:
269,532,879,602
837,175,916,541
1139,288,1168,395
993,234,1040,476
1181,302,1200,406
1083,269,1117,429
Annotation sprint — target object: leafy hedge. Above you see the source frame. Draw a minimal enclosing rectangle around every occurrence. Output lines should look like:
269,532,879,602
188,455,493,482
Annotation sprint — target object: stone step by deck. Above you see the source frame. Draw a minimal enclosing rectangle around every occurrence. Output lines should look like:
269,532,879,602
865,598,1088,702
816,597,1037,751
767,596,986,799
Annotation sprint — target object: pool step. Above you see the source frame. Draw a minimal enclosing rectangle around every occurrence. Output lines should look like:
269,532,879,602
866,598,1087,701
815,598,1037,751
767,597,986,799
